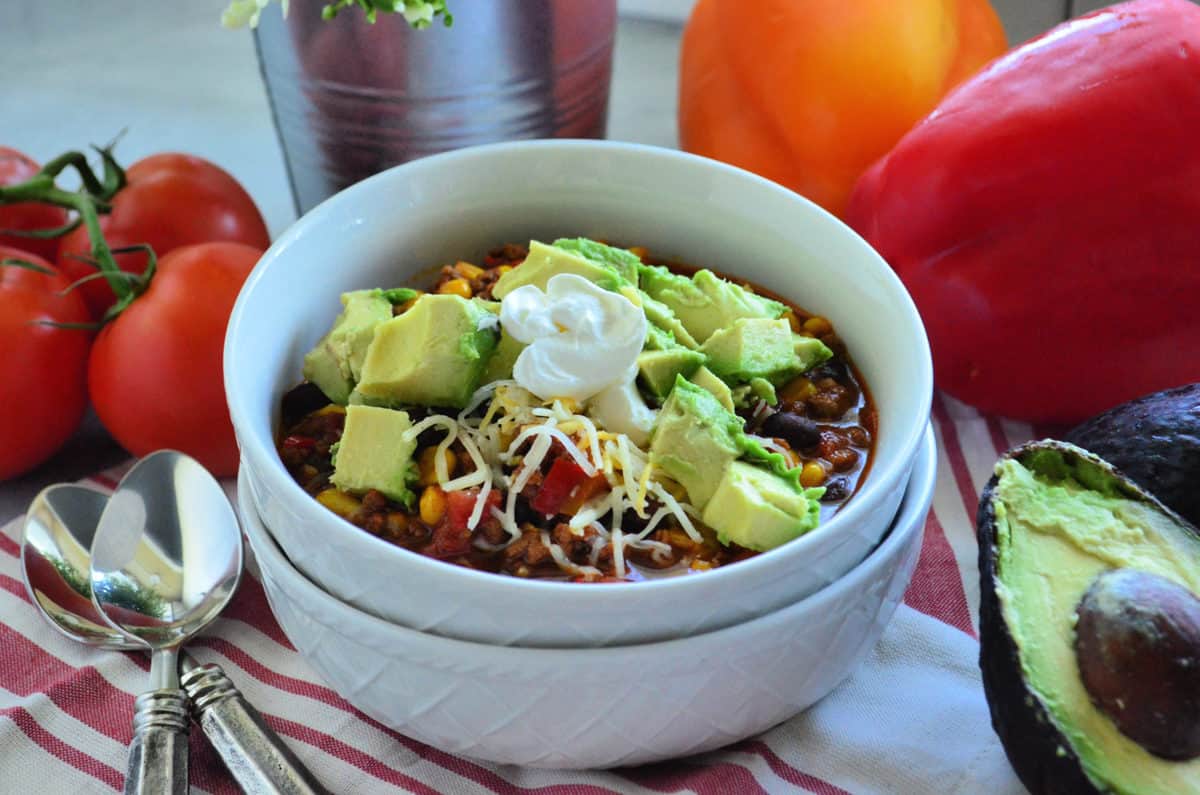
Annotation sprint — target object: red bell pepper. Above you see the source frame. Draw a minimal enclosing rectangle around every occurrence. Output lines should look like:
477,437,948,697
846,0,1200,424
530,457,607,517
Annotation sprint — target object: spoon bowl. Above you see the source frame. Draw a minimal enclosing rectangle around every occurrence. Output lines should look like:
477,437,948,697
89,450,243,665
21,483,135,650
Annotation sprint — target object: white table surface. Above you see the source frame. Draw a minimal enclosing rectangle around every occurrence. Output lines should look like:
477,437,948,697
0,0,682,522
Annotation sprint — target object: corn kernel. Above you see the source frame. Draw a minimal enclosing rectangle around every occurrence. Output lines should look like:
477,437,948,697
628,246,649,260
419,486,447,525
437,278,472,299
803,316,832,336
496,265,515,276
785,312,802,334
779,377,816,404
799,461,827,488
455,261,484,280
316,488,361,519
418,446,457,485
314,404,347,416
691,558,714,571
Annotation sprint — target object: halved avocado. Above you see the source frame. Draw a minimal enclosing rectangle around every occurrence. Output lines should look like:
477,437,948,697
978,440,1200,795
1064,383,1200,528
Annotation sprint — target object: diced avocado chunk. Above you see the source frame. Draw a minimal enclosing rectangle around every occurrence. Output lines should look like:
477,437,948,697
702,462,824,551
355,294,498,409
749,377,777,405
643,323,678,352
649,377,743,510
302,289,395,404
701,318,832,386
638,265,786,343
480,328,525,384
330,405,417,504
689,366,735,412
492,240,631,299
640,291,699,349
637,348,707,399
552,238,641,285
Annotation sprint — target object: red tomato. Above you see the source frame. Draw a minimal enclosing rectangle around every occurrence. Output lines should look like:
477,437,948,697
0,248,91,480
58,153,269,319
0,148,70,262
88,242,264,477
444,487,501,531
428,488,502,559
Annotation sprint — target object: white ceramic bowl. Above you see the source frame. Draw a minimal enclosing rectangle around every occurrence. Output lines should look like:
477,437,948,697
226,140,933,648
237,425,935,769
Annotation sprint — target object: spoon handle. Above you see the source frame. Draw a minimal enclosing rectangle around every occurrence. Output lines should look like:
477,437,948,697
126,689,189,795
181,658,329,795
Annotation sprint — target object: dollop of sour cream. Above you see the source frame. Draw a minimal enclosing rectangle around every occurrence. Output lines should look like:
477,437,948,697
501,273,647,403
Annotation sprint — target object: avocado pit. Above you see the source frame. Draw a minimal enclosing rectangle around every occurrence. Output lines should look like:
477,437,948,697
1074,568,1200,761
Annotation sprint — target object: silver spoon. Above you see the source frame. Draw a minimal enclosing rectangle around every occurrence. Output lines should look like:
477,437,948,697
87,452,240,794
21,481,327,795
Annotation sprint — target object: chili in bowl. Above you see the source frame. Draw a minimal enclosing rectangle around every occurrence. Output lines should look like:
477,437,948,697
275,239,878,583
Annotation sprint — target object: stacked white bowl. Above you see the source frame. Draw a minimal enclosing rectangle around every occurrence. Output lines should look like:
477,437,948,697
225,141,935,768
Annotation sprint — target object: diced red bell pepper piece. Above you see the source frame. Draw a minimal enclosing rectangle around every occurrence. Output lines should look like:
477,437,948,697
531,457,592,516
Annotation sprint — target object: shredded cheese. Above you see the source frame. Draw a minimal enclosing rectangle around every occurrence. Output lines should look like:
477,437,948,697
568,492,614,530
575,412,604,471
648,481,701,542
540,530,602,579
460,379,514,421
466,475,492,531
502,422,596,477
614,435,647,517
382,374,712,578
611,526,626,579
747,433,789,458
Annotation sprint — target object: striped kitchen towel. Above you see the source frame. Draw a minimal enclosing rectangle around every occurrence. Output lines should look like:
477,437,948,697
0,394,1031,794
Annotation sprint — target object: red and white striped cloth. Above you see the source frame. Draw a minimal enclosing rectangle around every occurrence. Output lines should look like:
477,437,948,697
1,394,1036,794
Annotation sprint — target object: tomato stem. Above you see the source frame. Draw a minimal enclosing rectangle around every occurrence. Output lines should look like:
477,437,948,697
0,256,55,276
0,145,135,306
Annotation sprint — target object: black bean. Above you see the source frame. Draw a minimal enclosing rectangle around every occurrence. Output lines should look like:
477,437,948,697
807,359,849,383
820,477,850,502
280,382,333,428
761,411,821,450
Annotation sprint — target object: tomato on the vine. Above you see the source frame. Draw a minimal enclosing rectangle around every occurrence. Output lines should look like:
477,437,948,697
0,248,91,480
88,242,263,477
88,241,263,476
58,153,269,318
0,148,69,262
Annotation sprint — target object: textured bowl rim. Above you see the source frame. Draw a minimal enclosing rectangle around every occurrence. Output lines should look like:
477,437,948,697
239,423,936,657
226,138,933,604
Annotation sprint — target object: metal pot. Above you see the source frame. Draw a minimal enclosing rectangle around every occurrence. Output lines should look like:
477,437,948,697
254,0,616,214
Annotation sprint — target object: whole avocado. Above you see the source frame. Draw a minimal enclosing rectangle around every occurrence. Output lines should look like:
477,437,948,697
1064,383,1200,527
977,440,1200,795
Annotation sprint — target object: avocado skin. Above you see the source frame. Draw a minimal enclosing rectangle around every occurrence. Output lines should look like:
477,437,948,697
1064,383,1200,527
977,446,1102,795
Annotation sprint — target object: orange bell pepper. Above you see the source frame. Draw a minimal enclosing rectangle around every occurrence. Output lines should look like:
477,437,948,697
678,0,1007,217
